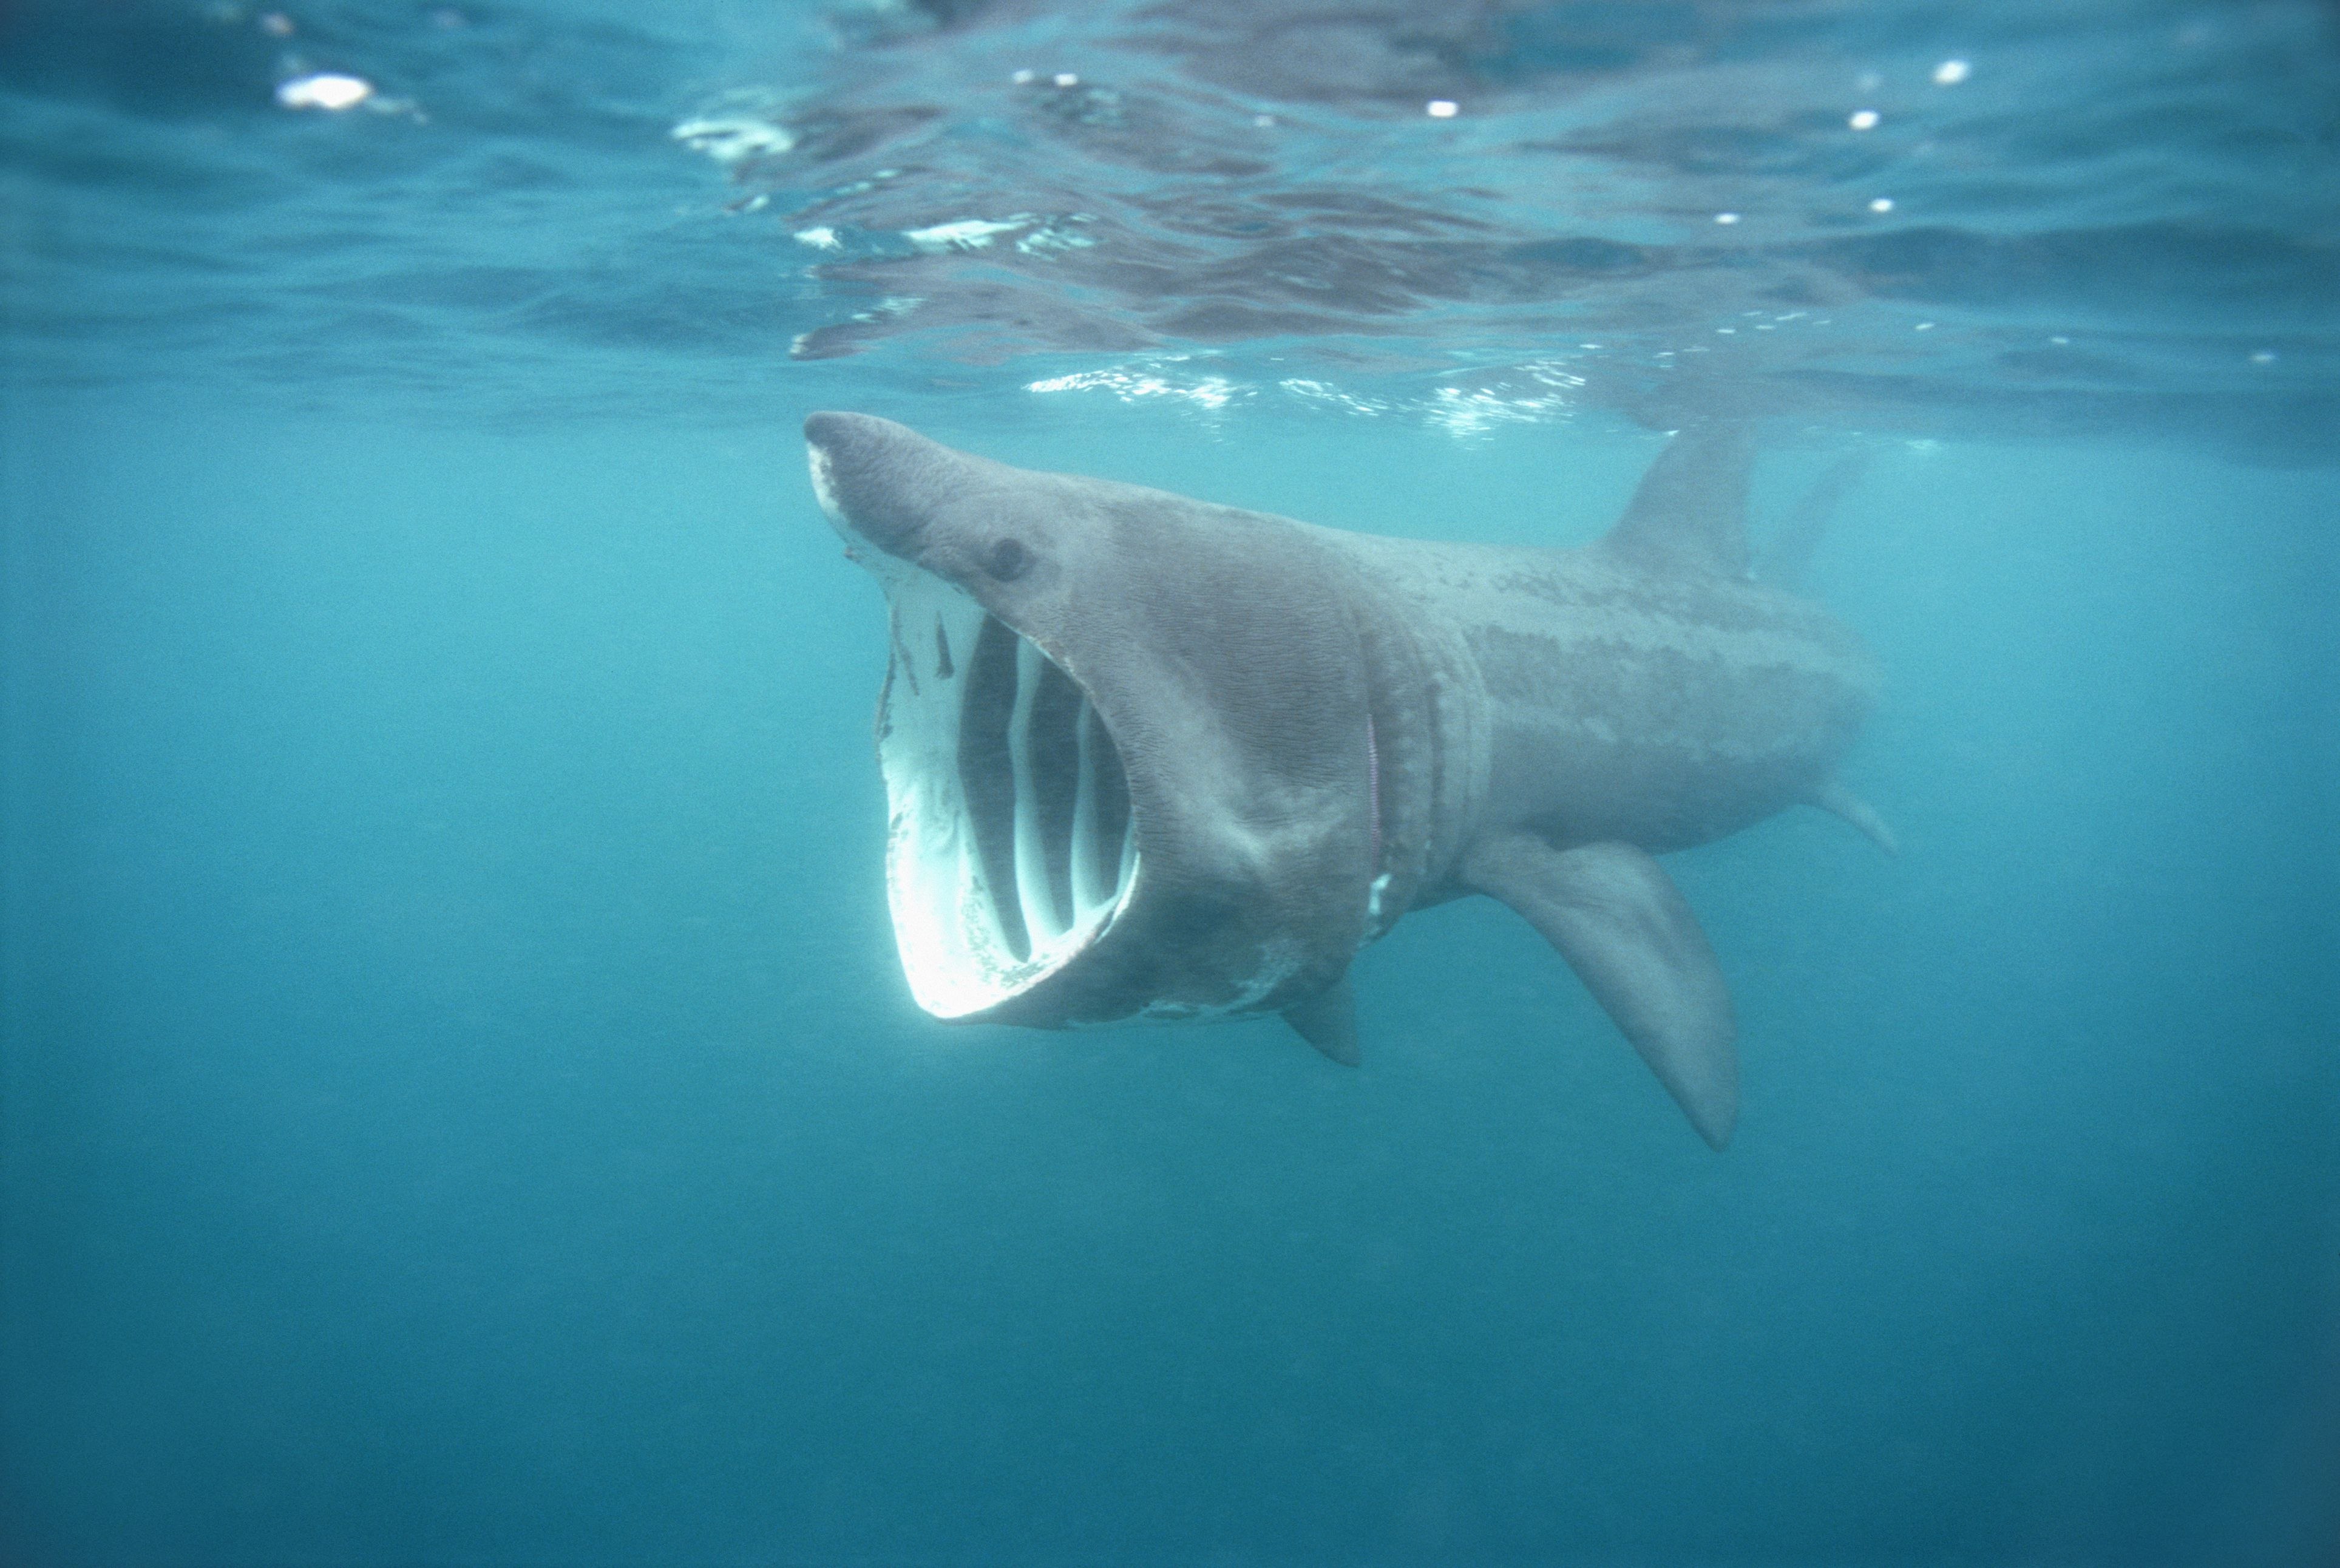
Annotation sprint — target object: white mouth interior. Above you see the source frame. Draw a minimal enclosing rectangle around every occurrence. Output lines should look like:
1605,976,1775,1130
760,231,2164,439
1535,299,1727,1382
874,569,1141,1018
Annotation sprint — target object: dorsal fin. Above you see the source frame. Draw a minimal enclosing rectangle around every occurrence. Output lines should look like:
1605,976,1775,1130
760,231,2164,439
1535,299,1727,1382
1604,421,1755,578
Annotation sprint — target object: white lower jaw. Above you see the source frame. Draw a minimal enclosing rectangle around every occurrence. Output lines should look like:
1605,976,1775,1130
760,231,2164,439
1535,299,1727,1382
869,565,1141,1019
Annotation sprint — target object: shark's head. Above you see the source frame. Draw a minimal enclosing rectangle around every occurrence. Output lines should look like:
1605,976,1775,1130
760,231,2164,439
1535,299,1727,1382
805,411,1383,1032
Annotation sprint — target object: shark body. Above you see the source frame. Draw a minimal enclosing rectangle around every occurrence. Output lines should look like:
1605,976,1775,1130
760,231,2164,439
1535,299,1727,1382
805,412,1889,1148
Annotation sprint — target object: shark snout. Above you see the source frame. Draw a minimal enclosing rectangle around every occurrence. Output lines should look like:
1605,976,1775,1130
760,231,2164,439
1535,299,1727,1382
804,410,950,560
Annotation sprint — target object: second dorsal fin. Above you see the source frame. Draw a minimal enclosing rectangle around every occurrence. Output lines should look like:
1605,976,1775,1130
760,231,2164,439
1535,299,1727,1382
1762,451,1871,591
1604,421,1756,578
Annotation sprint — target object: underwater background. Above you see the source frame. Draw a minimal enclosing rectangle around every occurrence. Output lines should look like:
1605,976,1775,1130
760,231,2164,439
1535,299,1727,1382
2,2,2335,1563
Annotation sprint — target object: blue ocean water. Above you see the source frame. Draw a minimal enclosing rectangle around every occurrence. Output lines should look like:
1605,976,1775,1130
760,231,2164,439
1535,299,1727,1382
2,2,2335,1564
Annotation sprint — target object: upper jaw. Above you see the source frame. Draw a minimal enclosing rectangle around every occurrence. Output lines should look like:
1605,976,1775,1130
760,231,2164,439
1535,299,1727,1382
807,441,847,538
809,429,1144,1023
804,411,957,565
807,438,892,567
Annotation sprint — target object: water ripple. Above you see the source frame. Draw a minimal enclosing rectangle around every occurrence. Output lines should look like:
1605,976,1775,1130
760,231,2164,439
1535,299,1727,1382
2,0,2334,456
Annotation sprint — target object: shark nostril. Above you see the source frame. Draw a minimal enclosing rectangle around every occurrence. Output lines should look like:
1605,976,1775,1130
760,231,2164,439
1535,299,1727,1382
984,537,1031,581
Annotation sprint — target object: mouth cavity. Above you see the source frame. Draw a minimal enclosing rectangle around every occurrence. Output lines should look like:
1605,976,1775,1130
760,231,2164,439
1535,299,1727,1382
872,568,1140,1019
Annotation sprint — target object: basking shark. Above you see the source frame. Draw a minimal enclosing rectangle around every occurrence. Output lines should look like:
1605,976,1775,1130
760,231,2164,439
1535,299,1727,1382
805,412,1890,1148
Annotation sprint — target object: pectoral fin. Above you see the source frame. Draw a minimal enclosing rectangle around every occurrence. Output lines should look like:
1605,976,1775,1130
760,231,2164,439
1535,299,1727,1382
1463,833,1738,1149
1283,976,1360,1066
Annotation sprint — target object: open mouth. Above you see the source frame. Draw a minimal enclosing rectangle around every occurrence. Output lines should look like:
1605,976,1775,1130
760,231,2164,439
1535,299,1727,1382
871,568,1141,1019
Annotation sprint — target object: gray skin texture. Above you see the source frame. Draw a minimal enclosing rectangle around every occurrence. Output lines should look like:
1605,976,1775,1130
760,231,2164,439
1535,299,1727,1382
805,411,1886,1149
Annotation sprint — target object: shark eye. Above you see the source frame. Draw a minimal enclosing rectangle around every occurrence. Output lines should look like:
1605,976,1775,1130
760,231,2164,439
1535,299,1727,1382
984,537,1031,581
